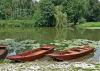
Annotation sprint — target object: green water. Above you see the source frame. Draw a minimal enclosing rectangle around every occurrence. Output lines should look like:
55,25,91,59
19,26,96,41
0,27,100,42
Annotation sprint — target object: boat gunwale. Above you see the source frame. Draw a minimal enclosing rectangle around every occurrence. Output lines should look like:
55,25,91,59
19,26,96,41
6,45,55,61
47,46,95,57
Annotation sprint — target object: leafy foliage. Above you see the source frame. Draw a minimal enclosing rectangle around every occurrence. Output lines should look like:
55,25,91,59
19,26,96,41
54,6,68,27
33,0,55,27
0,39,39,54
0,0,100,27
0,20,34,27
85,0,100,22
62,0,89,25
0,0,34,20
51,0,63,6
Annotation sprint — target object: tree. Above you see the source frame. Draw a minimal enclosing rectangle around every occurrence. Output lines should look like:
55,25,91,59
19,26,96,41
62,0,89,25
33,0,55,27
54,6,68,27
51,0,63,6
85,0,100,21
0,0,34,20
11,0,34,19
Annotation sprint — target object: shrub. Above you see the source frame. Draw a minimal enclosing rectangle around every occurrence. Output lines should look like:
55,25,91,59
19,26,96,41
0,20,35,28
78,17,86,24
33,0,55,27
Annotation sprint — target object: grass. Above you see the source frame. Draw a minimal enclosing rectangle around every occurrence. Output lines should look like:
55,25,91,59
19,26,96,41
1,20,100,29
78,22,100,29
0,20,35,28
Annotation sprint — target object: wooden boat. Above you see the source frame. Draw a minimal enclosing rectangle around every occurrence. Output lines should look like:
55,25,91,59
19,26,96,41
0,45,7,49
0,45,8,59
6,45,54,61
0,49,8,59
47,45,95,61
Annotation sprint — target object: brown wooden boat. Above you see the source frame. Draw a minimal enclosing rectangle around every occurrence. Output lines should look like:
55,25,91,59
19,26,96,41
47,45,95,61
6,45,54,61
0,45,7,49
0,49,8,59
0,45,8,59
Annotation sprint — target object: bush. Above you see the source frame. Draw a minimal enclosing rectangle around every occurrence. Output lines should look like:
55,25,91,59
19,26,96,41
33,0,55,27
78,17,86,24
0,20,35,28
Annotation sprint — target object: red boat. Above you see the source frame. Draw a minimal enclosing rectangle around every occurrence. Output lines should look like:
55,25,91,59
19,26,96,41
0,45,8,59
47,45,95,61
0,49,8,59
0,45,7,49
6,45,54,61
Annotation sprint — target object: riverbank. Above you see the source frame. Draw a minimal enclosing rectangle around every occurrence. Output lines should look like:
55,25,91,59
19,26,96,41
0,20,34,28
79,22,100,29
0,20,100,29
0,61,100,71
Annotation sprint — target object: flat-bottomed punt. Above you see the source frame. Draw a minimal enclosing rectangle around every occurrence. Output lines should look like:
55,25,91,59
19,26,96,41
47,45,95,61
6,45,54,61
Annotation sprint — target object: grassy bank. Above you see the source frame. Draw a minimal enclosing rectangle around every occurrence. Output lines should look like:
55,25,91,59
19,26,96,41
0,20,35,28
79,22,100,29
0,20,100,29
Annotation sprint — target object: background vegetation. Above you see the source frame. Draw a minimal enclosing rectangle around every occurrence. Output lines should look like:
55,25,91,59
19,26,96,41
0,0,100,27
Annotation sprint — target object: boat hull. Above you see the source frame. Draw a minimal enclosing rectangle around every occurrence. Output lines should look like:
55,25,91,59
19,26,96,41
6,45,54,61
0,45,7,49
0,49,8,59
48,46,95,61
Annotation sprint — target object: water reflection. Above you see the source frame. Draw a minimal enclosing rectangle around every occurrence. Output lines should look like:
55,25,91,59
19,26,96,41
0,27,100,42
